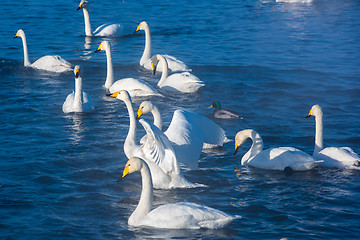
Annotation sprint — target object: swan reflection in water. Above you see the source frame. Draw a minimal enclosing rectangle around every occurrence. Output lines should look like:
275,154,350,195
65,113,86,143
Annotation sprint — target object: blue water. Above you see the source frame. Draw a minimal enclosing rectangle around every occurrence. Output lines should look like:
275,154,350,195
1,0,360,239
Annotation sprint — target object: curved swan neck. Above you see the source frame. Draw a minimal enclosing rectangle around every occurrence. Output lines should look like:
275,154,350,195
20,34,31,66
124,97,137,158
140,27,151,65
157,55,169,87
151,106,163,130
241,130,264,165
313,111,324,155
129,162,153,225
74,77,83,110
104,46,114,89
82,8,93,36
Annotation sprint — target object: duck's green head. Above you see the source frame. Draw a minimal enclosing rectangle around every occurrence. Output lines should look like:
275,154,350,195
208,101,221,110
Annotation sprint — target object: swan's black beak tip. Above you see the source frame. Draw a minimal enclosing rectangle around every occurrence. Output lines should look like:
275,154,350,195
234,146,239,155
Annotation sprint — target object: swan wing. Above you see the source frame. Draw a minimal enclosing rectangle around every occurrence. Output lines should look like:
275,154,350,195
164,110,204,169
62,92,75,113
316,147,360,169
32,55,72,73
82,92,94,112
163,54,191,72
138,119,179,175
109,78,161,97
94,23,125,37
139,202,236,229
249,147,320,171
164,73,204,93
171,110,227,147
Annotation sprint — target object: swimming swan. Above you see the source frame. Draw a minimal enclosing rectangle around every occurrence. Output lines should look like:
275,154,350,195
209,101,242,119
14,29,72,73
110,90,202,189
137,101,230,169
95,41,162,97
134,21,190,72
234,129,322,171
121,157,237,229
151,54,204,93
306,104,360,169
62,65,94,113
77,0,124,37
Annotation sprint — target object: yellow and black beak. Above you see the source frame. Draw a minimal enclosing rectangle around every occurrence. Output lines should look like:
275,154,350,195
74,68,80,78
94,43,102,53
137,108,143,120
134,24,141,34
77,3,83,11
151,62,157,75
305,109,312,118
234,140,240,155
107,91,120,98
208,104,214,109
122,165,130,179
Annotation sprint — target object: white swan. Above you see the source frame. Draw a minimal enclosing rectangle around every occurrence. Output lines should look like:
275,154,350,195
134,21,191,72
14,29,72,73
234,129,322,171
95,41,162,98
151,54,204,93
306,104,360,169
121,156,237,229
77,0,124,37
110,90,202,189
62,65,94,113
137,101,230,169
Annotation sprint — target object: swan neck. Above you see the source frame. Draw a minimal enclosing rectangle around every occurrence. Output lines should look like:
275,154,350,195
313,112,324,155
82,8,93,36
242,130,263,165
124,98,137,158
157,56,168,87
74,77,83,110
151,106,163,130
129,163,153,225
104,47,114,89
20,35,31,66
140,28,151,65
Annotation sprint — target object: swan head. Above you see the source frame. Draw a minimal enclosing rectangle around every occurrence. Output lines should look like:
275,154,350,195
122,157,144,178
74,65,81,78
306,104,322,118
108,90,131,102
209,101,221,110
77,0,88,11
135,21,149,32
95,41,110,53
234,129,254,155
150,54,166,75
14,29,25,39
137,101,154,119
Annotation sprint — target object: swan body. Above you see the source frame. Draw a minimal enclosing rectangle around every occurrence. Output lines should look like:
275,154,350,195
77,0,125,37
137,101,230,169
14,29,72,73
110,91,201,189
151,54,204,93
62,65,94,113
122,157,237,229
306,104,360,169
95,41,162,97
209,101,242,119
135,21,191,72
234,129,322,171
